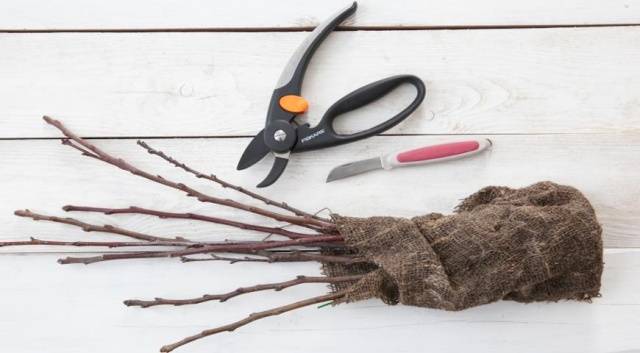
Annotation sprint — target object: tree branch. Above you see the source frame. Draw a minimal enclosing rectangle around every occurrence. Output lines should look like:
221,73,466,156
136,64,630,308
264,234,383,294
43,116,336,232
61,138,100,159
0,237,199,248
180,251,364,265
63,205,318,240
159,291,346,352
57,235,343,265
137,140,330,223
124,275,360,308
14,209,182,242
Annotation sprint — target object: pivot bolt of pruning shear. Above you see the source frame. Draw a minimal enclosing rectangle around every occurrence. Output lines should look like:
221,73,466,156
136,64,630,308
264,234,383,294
264,120,297,153
273,130,287,142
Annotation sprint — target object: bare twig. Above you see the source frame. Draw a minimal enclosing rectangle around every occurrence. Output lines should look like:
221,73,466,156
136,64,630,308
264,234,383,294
159,291,346,352
61,138,100,159
137,140,330,223
43,116,336,232
58,235,343,265
125,275,360,308
0,237,198,248
63,205,318,240
245,251,363,264
179,254,280,264
14,209,182,242
17,117,355,353
0,239,344,251
180,251,364,265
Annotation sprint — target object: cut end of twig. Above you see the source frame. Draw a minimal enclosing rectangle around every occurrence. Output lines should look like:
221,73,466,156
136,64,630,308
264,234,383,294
123,299,152,308
160,345,175,353
160,337,197,353
14,209,45,221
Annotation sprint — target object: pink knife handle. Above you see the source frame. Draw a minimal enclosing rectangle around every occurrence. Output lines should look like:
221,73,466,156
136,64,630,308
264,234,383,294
381,139,492,170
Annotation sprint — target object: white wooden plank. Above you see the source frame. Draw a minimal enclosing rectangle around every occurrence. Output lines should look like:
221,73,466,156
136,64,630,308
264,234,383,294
1,134,638,249
1,0,639,30
0,249,637,353
2,27,640,138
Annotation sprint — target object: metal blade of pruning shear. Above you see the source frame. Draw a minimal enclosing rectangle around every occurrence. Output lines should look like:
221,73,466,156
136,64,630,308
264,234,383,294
236,130,271,170
256,152,290,188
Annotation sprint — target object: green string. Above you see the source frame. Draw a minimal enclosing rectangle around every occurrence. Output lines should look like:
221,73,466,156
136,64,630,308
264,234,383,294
317,301,334,309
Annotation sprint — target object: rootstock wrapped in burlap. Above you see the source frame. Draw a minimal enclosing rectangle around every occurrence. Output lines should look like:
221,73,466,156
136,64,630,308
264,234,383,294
325,181,603,310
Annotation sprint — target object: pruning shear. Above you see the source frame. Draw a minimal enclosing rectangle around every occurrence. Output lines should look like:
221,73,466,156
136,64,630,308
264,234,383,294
237,2,426,187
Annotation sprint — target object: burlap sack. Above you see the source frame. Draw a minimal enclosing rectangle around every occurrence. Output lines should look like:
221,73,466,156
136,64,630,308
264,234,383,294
324,181,603,310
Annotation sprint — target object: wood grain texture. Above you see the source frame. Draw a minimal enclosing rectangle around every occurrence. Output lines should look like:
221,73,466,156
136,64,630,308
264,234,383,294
0,249,637,353
1,134,638,249
2,1,639,351
1,0,639,30
2,27,640,138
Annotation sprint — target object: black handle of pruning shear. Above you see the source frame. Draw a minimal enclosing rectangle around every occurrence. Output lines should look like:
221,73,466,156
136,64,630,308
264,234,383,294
274,2,357,96
293,75,426,152
261,2,359,154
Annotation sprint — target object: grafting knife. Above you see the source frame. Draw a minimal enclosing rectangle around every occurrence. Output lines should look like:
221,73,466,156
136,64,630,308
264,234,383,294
326,139,492,182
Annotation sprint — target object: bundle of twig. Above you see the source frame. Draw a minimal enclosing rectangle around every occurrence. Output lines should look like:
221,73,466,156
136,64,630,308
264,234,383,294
3,116,361,352
3,117,604,352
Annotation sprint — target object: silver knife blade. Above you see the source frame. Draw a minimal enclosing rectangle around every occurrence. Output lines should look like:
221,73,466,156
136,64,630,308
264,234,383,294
326,157,383,183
